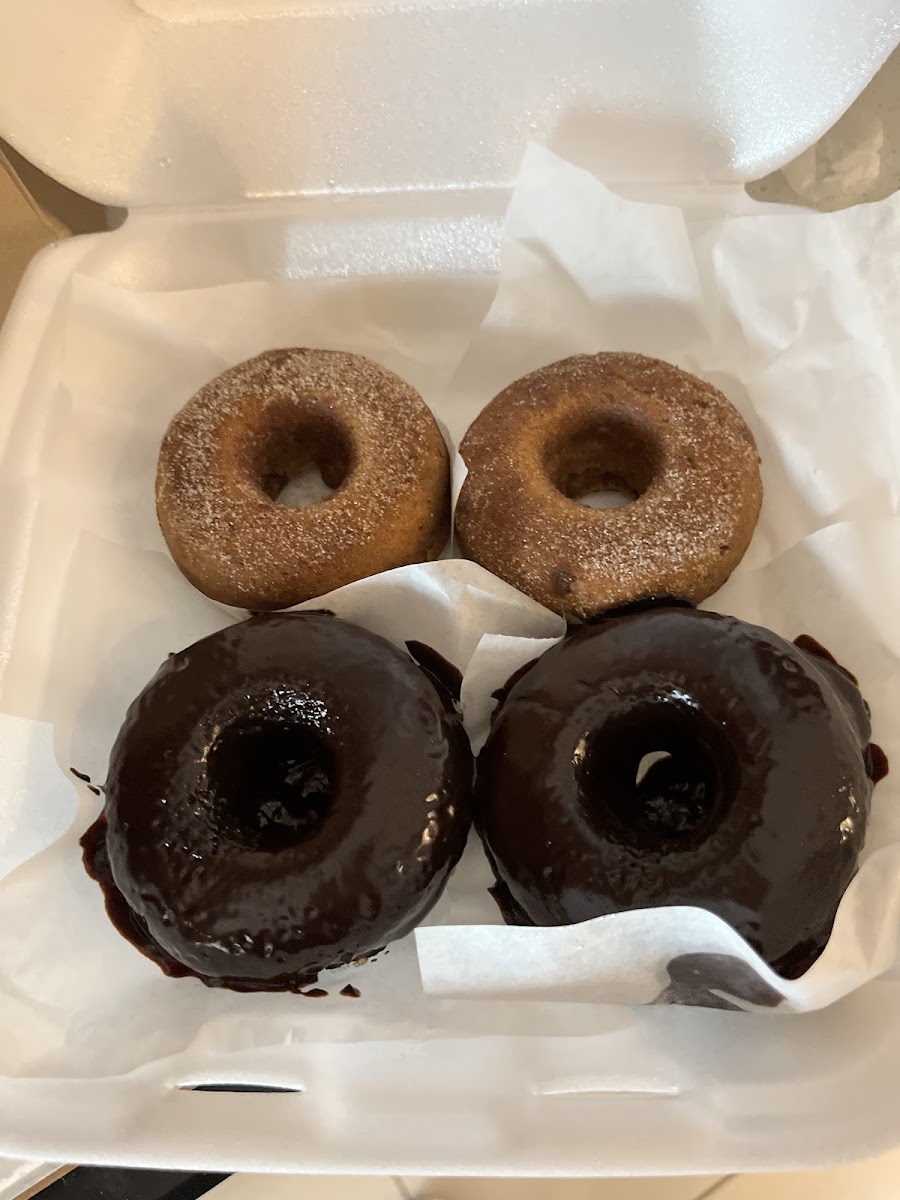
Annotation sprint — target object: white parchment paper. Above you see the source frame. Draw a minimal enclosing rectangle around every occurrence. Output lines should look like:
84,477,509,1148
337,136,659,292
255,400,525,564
418,147,900,1011
2,148,900,1085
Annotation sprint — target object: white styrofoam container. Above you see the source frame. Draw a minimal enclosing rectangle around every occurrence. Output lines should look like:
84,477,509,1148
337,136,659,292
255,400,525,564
2,0,900,1177
2,0,900,205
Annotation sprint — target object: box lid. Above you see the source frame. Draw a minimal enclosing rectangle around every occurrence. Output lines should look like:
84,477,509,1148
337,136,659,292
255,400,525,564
0,0,897,207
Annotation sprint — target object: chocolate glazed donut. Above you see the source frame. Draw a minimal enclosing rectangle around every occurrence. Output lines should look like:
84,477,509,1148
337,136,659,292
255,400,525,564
83,613,473,991
478,608,883,978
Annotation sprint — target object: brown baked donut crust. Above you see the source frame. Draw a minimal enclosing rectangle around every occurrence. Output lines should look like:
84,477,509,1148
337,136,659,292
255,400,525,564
455,352,762,618
157,349,450,610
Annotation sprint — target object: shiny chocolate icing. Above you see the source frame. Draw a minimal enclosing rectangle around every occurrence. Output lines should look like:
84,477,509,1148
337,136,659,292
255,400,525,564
82,612,473,991
478,607,884,978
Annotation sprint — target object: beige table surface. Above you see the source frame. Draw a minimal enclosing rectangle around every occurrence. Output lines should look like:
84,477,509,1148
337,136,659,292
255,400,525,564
211,1149,900,1199
0,139,107,324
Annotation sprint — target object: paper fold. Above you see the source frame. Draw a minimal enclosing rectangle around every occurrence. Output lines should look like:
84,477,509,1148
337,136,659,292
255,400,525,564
1,148,900,1084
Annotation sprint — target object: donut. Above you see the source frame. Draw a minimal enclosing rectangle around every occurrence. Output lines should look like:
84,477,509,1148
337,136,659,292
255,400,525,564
477,607,884,978
81,612,473,991
456,352,762,618
156,349,450,610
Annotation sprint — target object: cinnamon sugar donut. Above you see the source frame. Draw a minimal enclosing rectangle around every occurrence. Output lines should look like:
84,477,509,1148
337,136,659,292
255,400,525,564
157,349,450,610
456,353,762,618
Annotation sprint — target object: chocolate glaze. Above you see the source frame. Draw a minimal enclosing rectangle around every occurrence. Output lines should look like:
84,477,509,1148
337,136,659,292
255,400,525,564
866,742,890,784
581,594,696,625
793,633,859,686
794,634,888,787
82,814,192,980
70,768,103,797
487,878,533,926
477,607,879,979
654,952,784,1009
405,641,463,703
82,612,473,991
491,659,539,707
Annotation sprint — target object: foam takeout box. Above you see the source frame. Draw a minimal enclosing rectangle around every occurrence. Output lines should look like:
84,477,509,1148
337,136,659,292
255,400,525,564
1,0,900,1178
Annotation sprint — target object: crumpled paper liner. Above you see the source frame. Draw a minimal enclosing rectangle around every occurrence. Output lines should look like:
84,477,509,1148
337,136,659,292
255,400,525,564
420,518,900,1012
1,147,900,1084
416,146,900,1011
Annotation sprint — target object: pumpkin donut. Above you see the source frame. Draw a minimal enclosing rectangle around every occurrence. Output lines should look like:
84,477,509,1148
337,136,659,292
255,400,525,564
157,349,450,610
456,352,762,618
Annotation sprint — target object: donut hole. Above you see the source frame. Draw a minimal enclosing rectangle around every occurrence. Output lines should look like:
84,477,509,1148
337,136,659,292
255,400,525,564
208,717,335,852
276,464,336,508
578,486,636,510
635,750,672,784
254,410,354,507
579,700,735,842
544,413,662,509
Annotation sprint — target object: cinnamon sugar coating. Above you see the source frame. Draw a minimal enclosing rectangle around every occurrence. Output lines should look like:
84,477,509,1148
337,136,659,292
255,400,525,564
157,349,450,609
456,352,761,618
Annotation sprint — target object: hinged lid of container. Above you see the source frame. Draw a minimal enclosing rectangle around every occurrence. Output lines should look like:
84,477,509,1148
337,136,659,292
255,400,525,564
0,0,898,207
